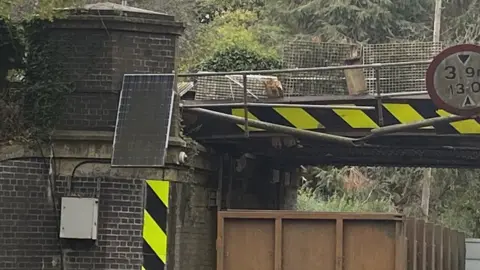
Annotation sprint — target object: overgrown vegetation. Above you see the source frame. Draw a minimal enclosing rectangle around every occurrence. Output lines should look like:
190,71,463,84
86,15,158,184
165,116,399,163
197,46,282,72
297,166,480,236
179,9,284,71
0,1,73,142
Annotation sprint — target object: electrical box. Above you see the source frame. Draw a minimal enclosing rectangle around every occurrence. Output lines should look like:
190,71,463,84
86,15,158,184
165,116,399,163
59,197,99,240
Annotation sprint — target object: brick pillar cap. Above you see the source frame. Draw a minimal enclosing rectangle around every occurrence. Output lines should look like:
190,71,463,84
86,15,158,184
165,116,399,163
53,1,184,35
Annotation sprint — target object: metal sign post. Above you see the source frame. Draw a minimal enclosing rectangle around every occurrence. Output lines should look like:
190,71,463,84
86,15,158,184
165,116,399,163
426,44,480,116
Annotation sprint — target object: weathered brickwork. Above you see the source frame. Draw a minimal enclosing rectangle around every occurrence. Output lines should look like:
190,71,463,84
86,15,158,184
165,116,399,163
169,182,217,270
110,32,176,90
0,6,188,270
0,158,145,270
51,13,181,131
61,92,119,131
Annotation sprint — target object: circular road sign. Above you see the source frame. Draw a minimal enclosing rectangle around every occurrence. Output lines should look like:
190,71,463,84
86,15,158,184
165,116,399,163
426,44,480,116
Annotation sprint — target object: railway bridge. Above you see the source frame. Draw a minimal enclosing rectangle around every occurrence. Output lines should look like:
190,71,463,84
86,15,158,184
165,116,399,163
179,60,480,168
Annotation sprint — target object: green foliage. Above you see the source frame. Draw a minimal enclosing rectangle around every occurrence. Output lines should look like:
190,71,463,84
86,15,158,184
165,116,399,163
298,166,396,213
297,186,396,213
264,0,433,43
441,0,480,44
0,20,27,140
301,166,350,197
0,0,74,142
195,0,265,23
430,168,480,237
197,46,282,71
300,166,480,236
1,19,73,142
180,9,285,71
356,167,425,213
21,21,73,140
0,0,72,21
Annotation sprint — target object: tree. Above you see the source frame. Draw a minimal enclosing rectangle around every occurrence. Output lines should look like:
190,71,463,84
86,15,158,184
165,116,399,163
263,0,433,43
179,9,285,71
0,0,73,21
441,0,480,43
300,165,480,237
197,46,282,72
194,0,265,23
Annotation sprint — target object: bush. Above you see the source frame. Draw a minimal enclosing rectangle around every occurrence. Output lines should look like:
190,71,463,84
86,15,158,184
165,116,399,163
197,45,282,71
180,9,285,72
296,186,397,213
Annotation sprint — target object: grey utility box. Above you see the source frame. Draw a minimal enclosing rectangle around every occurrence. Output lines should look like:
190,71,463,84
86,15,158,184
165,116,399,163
59,197,99,240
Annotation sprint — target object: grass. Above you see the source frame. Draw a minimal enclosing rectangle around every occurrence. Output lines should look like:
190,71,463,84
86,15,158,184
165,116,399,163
296,188,397,213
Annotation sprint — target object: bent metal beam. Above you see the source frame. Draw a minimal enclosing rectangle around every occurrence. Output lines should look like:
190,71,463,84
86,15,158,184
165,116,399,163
187,108,475,146
187,108,356,146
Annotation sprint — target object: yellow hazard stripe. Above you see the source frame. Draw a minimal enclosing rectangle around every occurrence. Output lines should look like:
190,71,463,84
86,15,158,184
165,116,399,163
148,180,169,207
383,103,433,129
143,179,169,270
232,108,263,131
436,110,480,134
274,107,325,129
333,104,378,129
143,210,167,262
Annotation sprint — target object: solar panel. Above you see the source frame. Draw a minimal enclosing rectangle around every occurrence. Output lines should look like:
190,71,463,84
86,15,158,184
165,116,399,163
111,74,175,167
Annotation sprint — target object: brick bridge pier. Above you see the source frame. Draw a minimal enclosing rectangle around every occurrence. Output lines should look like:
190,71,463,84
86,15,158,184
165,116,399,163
0,3,299,270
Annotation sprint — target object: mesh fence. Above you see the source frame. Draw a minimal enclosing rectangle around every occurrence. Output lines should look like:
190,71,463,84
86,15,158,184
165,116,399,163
179,70,352,101
282,40,362,69
185,41,445,101
281,40,362,96
190,74,276,101
362,42,444,94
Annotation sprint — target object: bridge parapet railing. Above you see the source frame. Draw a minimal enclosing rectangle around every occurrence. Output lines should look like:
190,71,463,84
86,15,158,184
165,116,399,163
177,60,432,102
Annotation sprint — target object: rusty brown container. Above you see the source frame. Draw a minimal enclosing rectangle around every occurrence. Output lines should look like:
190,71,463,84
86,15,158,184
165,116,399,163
216,210,406,270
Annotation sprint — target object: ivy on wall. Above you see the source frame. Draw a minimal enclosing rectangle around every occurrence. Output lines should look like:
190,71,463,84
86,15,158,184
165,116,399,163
0,19,73,142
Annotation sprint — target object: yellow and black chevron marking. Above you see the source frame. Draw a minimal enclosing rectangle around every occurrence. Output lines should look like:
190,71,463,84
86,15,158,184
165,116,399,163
143,179,169,270
230,101,480,135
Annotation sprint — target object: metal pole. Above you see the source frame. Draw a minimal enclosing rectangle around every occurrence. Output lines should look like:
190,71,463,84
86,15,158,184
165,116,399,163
243,74,249,137
226,156,234,209
174,60,432,77
380,91,428,98
356,114,471,142
180,102,375,110
216,155,224,211
374,67,384,126
433,0,442,43
187,108,355,146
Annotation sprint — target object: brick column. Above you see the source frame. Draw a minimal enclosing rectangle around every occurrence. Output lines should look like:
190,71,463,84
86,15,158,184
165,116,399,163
0,3,185,270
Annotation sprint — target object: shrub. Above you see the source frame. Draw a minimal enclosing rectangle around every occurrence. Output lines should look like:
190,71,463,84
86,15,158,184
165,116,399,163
197,45,282,71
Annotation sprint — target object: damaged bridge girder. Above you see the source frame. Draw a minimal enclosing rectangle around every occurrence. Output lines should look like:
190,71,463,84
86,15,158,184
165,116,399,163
182,96,480,168
204,135,480,168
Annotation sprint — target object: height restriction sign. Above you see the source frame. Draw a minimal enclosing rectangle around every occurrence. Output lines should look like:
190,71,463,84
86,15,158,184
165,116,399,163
426,44,480,116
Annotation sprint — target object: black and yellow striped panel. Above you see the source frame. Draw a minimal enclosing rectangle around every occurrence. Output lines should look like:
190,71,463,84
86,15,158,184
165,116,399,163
143,179,169,270
230,101,480,134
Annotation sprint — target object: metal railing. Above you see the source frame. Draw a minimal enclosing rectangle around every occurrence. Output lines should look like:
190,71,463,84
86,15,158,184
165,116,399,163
177,60,431,99
177,60,432,137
